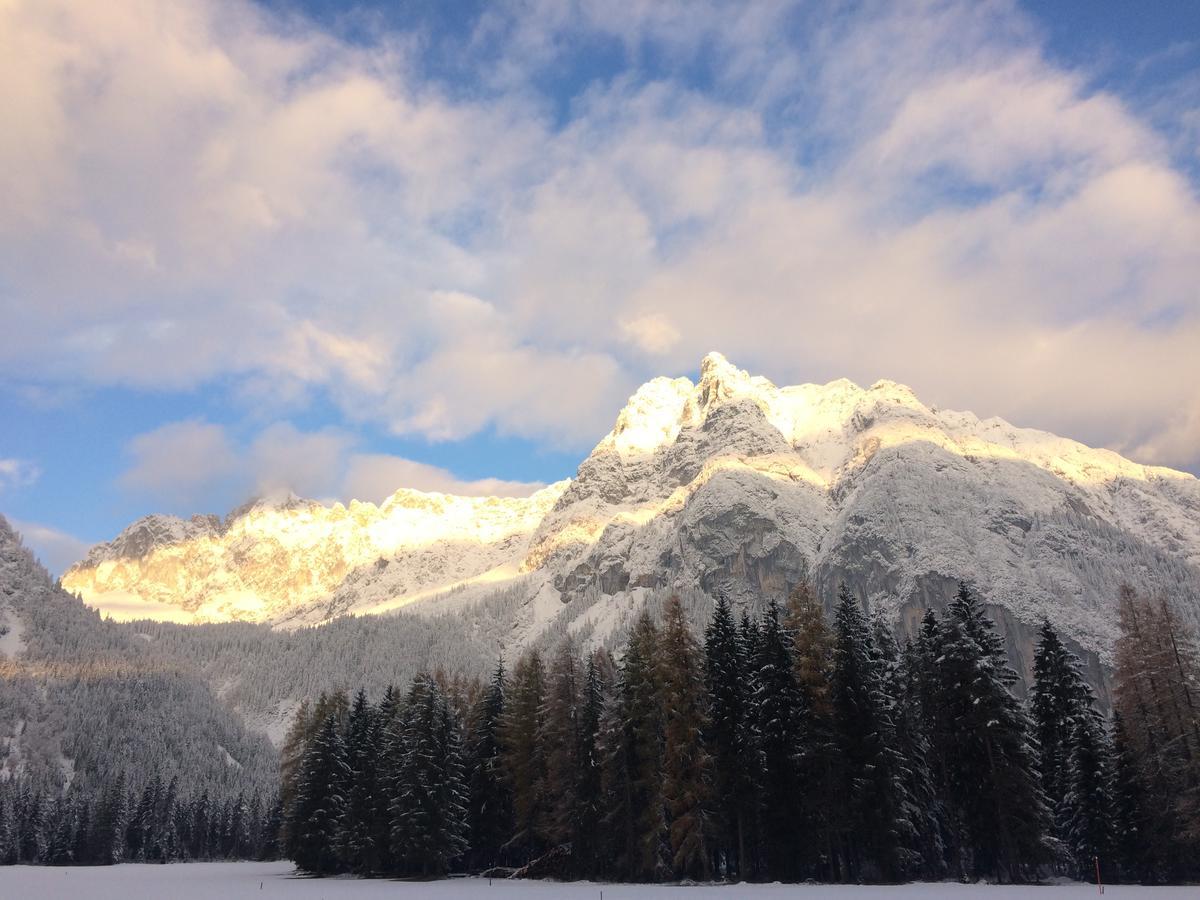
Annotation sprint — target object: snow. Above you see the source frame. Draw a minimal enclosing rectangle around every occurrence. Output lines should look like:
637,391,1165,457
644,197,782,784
1,863,1187,899
0,604,25,658
64,481,569,626
60,351,1200,661
217,743,243,770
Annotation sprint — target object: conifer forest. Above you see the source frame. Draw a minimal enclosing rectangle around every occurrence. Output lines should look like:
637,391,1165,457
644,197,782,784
272,582,1200,885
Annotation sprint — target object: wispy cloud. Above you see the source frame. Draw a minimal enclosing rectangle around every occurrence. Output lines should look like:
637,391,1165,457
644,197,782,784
1,0,1198,470
9,518,90,575
118,419,544,510
0,459,41,491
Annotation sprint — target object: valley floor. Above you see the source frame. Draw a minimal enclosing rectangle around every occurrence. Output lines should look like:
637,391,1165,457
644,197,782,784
0,862,1194,899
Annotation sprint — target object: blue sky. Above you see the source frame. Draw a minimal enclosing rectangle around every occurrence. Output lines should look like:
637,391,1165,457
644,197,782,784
1,0,1198,573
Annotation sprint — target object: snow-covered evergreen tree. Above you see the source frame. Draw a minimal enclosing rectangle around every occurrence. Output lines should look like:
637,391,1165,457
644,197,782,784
750,600,803,881
933,583,1056,882
289,713,349,874
703,591,754,879
464,661,511,871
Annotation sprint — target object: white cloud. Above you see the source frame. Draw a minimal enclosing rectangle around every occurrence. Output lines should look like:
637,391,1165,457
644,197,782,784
342,455,543,504
621,313,682,355
119,420,240,503
1,0,1199,471
117,419,545,510
249,423,353,499
0,459,40,491
9,518,90,575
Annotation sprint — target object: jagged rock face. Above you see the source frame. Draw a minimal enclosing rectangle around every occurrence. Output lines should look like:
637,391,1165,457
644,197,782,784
64,353,1200,675
64,488,568,624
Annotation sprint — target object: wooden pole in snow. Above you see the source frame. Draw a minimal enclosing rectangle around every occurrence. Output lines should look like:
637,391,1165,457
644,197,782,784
1094,855,1104,894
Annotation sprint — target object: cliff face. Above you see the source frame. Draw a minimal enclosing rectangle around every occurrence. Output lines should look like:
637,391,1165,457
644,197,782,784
64,353,1200,693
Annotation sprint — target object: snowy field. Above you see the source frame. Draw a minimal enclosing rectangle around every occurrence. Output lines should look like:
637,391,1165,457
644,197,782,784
1,863,1195,899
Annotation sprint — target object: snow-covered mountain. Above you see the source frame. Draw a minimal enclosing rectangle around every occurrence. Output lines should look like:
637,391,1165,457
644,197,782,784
63,353,1200,681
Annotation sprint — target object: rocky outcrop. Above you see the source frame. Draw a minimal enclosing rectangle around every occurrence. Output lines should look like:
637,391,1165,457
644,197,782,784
63,353,1200,690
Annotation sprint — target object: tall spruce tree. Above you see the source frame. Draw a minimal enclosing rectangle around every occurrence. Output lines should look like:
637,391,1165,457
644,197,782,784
289,713,350,875
597,611,667,881
499,649,548,865
704,592,754,879
340,689,381,873
465,661,512,872
622,610,668,881
574,648,613,878
830,586,916,881
934,583,1055,882
786,580,842,880
389,674,469,876
1060,708,1118,882
541,640,583,856
750,600,803,881
659,595,711,880
1031,619,1116,879
894,633,948,879
1032,621,1088,814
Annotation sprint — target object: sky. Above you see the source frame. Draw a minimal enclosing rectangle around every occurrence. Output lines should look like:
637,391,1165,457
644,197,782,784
1,0,1198,574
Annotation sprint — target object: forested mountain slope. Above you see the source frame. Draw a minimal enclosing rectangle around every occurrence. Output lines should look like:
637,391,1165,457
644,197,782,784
0,517,276,793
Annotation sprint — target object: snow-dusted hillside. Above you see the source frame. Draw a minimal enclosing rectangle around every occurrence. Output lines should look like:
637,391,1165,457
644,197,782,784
63,353,1200,676
0,517,277,792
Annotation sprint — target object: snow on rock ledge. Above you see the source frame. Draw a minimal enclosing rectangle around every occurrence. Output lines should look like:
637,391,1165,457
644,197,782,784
62,353,1200,667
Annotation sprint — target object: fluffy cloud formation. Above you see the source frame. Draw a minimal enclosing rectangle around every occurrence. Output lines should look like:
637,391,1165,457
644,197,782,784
119,421,240,503
9,518,90,575
0,459,40,492
2,0,1199,469
118,420,544,509
343,455,545,504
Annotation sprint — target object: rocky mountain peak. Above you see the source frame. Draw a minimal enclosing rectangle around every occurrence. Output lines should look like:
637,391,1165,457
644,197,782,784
697,351,770,409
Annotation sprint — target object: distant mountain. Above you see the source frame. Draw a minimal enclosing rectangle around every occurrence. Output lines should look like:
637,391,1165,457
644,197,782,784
0,516,276,792
63,353,1200,693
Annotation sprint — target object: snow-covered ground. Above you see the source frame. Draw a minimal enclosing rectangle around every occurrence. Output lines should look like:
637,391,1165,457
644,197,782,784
0,862,1192,899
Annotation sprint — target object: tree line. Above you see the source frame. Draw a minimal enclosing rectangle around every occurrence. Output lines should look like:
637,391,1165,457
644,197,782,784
280,581,1200,884
0,772,281,865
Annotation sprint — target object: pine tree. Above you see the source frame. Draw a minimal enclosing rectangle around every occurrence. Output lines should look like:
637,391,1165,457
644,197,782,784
934,583,1055,882
499,649,548,865
599,610,667,881
830,586,916,881
894,634,948,879
1031,618,1116,879
574,648,613,878
1060,709,1117,881
750,600,803,881
278,697,312,852
659,595,711,880
597,667,633,881
1111,711,1150,881
289,713,350,875
1032,620,1087,815
465,661,512,872
541,640,583,855
90,773,128,865
340,689,381,873
389,674,468,876
704,591,754,879
624,609,668,881
372,685,402,873
1111,585,1200,880
786,580,842,880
